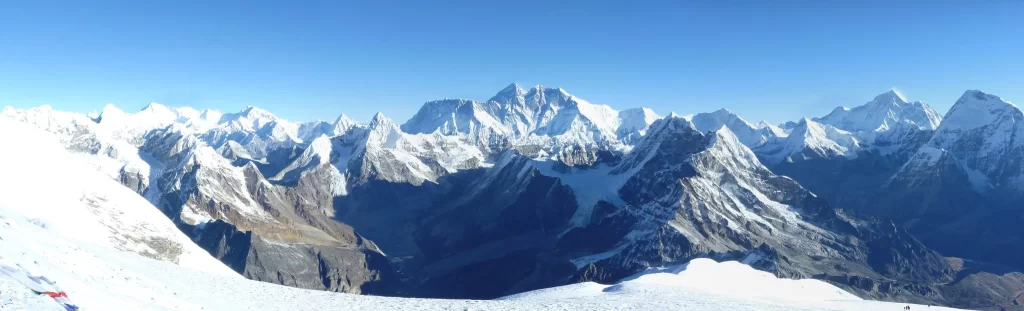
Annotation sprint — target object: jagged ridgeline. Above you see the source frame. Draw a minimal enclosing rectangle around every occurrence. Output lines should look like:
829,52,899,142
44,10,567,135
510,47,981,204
3,84,1023,310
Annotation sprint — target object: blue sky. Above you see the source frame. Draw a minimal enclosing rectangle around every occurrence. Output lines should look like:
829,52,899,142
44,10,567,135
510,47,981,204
1,1,1022,124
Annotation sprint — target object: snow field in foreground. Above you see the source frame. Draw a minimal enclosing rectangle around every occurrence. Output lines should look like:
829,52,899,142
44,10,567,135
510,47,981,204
0,210,965,311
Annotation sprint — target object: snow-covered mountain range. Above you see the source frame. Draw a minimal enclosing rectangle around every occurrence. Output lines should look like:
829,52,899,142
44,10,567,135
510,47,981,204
3,84,1023,310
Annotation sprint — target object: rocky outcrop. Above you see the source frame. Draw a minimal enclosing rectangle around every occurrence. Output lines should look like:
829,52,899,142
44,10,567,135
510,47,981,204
187,220,397,294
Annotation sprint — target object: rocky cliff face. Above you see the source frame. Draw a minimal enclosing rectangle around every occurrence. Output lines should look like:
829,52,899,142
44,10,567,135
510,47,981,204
880,90,1024,272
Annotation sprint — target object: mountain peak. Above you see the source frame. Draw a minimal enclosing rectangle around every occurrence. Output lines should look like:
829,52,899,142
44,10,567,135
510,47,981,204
488,83,527,104
814,89,942,132
956,90,1014,108
334,113,356,126
98,104,126,122
499,83,525,95
939,90,1021,131
653,115,697,133
368,112,395,128
872,89,909,105
523,84,571,98
333,113,358,133
102,103,124,114
712,108,735,116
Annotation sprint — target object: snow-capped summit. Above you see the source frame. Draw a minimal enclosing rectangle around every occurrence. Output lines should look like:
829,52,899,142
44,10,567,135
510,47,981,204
403,84,661,153
402,99,510,136
219,105,282,132
938,90,1020,132
93,103,212,145
898,90,1024,194
342,111,485,185
531,94,622,142
814,89,942,133
690,108,780,149
199,105,303,159
333,113,359,133
295,113,361,142
369,112,398,131
755,118,859,164
487,82,528,105
272,134,335,181
876,89,908,104
617,107,662,143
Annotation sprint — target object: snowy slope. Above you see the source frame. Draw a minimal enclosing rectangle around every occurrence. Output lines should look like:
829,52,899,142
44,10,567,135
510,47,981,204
755,118,860,163
0,209,963,311
401,99,512,136
0,119,232,274
815,89,942,133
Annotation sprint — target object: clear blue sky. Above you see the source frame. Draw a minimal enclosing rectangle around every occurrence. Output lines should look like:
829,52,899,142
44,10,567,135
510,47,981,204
1,1,1022,124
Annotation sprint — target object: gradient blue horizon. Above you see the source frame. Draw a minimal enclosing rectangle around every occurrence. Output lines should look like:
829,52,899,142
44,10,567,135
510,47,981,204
1,0,1022,124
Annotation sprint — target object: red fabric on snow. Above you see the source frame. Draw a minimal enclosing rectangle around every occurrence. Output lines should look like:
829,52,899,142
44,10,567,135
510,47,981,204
44,291,68,298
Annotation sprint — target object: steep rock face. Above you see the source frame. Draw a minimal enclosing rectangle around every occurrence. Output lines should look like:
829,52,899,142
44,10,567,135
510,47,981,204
331,116,972,306
584,119,1024,309
188,220,397,294
131,125,400,294
924,90,1024,198
575,119,952,289
755,91,941,214
881,90,1024,270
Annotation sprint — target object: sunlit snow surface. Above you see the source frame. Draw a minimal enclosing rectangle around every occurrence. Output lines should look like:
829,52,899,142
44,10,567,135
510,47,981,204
0,214,966,311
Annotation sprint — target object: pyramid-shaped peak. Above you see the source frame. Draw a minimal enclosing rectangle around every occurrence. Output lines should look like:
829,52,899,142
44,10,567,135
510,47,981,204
98,104,126,121
872,89,909,105
334,113,356,126
952,90,1018,112
368,112,395,128
708,125,747,148
958,90,1004,103
498,83,525,94
940,90,1020,130
102,103,123,114
332,113,358,134
488,83,528,103
712,108,735,115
